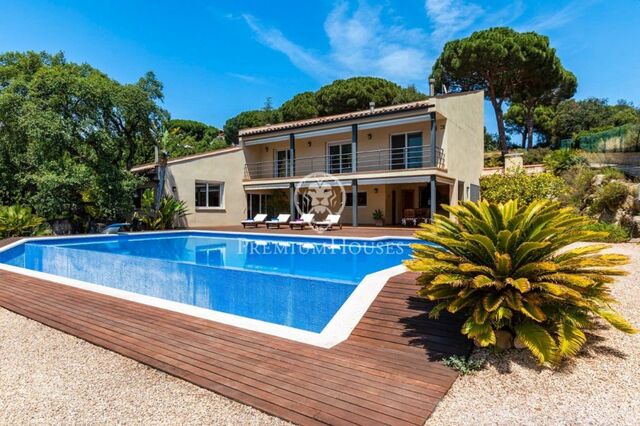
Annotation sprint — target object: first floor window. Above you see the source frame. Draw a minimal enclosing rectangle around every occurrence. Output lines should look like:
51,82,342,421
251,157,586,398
195,182,223,208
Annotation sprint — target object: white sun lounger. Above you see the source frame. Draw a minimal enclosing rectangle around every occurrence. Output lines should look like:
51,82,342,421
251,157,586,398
265,214,291,229
241,213,268,228
314,214,343,231
289,213,315,230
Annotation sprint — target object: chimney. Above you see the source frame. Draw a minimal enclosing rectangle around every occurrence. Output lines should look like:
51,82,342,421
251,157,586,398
369,101,375,111
429,78,436,96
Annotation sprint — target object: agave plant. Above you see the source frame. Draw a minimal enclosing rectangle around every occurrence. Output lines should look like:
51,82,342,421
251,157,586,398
0,205,50,238
406,199,636,365
136,188,189,230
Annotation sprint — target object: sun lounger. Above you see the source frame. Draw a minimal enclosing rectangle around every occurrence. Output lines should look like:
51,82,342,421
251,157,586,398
289,213,315,230
314,214,343,231
265,214,291,229
241,213,268,228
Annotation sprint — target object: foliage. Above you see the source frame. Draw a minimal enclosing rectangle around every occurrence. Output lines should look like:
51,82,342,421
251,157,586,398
442,355,486,375
559,166,624,208
314,77,426,115
372,209,384,220
432,27,571,151
406,200,637,365
543,149,588,175
480,170,567,204
553,98,640,142
522,147,551,164
0,51,166,228
589,182,630,215
279,92,319,122
0,205,50,238
135,188,189,230
581,222,631,243
223,109,282,145
162,119,227,157
505,104,556,148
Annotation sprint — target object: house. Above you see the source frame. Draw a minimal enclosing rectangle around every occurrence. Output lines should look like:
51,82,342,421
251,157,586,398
132,90,484,227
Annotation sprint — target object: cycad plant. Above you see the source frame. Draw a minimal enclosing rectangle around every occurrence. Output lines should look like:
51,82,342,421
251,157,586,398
0,205,50,238
406,199,636,365
136,189,189,230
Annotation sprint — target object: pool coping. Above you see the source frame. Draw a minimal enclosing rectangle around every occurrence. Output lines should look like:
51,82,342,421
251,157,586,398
0,230,415,348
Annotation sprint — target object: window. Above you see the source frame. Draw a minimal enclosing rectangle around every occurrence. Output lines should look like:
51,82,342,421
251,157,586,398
247,193,270,218
195,182,223,208
470,184,480,202
345,192,367,207
458,181,465,202
390,132,423,169
327,142,352,174
274,149,291,177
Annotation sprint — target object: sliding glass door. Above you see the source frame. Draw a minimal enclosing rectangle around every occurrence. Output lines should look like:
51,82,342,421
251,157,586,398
390,132,423,169
327,142,352,174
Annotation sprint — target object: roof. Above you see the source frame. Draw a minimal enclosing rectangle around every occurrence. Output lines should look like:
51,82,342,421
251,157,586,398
130,146,242,172
239,99,436,137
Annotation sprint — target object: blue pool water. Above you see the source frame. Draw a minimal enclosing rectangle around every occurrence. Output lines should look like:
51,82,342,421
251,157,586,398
0,232,415,333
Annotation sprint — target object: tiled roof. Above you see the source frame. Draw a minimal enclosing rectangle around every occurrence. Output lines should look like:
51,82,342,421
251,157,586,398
130,146,241,172
239,99,435,137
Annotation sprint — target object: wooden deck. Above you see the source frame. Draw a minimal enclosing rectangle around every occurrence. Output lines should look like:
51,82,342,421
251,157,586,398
0,232,470,425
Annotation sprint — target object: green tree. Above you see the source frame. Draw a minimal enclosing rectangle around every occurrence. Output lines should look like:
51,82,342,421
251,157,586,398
432,27,572,152
162,119,227,157
223,109,275,144
505,104,557,148
279,91,319,121
314,76,426,115
0,51,167,228
553,98,611,141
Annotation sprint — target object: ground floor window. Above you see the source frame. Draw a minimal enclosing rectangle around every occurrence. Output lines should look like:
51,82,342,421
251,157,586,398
345,191,367,207
247,193,271,218
195,181,223,208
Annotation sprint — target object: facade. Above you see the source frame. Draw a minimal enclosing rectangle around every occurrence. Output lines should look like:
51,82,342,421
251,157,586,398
132,90,484,227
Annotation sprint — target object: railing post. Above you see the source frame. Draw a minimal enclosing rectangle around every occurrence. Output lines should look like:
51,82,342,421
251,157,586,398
352,179,358,227
289,133,296,176
351,124,358,173
430,112,437,167
430,177,436,222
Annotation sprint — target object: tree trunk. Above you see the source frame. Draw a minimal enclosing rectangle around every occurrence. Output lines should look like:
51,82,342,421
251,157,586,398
526,112,535,150
521,129,527,149
488,94,507,152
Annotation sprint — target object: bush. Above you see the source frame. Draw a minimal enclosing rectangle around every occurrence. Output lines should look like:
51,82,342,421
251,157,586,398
522,147,551,165
406,200,637,365
480,170,567,205
135,189,189,230
442,355,485,375
543,149,588,175
561,166,626,208
0,205,50,238
589,182,630,215
581,222,631,243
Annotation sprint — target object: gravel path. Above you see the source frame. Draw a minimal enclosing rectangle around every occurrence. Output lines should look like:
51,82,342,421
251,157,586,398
427,242,640,426
0,308,287,425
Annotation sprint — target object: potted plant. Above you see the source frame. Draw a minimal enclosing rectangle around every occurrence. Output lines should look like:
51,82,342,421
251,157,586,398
372,209,384,227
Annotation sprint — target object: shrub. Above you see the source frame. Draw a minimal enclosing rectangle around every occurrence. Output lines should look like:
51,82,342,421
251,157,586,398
581,222,631,243
522,147,551,165
480,170,567,205
543,149,588,175
442,355,486,375
135,189,189,230
406,200,637,365
589,182,630,215
0,205,50,238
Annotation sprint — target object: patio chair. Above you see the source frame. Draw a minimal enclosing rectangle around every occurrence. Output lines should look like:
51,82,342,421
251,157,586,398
289,213,315,230
265,214,291,229
314,214,343,231
401,209,417,227
241,213,268,228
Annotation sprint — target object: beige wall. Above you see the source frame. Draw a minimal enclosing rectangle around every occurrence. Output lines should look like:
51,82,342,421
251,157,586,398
164,148,247,227
434,91,484,205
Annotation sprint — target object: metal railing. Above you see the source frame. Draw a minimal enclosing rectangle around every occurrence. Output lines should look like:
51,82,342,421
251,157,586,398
245,146,445,179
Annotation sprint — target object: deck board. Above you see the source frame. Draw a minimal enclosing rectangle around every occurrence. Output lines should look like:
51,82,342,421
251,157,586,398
0,230,470,425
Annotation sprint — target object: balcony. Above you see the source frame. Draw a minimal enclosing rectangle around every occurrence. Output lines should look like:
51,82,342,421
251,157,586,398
244,146,445,180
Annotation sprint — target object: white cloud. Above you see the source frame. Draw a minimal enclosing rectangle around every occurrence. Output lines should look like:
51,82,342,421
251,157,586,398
519,0,599,33
226,72,267,85
242,3,431,85
425,0,484,43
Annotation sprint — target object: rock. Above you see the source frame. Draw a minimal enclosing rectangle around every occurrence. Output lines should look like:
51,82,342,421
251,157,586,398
632,216,640,237
514,336,527,349
592,174,605,186
622,195,636,211
495,330,514,351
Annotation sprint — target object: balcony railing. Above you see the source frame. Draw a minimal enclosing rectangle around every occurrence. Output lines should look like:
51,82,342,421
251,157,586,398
245,146,445,180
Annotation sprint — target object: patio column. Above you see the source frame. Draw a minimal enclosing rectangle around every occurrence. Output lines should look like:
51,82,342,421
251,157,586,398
430,112,437,167
351,179,358,227
351,124,358,173
289,133,295,176
430,177,436,223
289,183,296,219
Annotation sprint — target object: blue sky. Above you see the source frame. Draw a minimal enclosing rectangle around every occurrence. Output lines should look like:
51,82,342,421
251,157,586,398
1,0,639,133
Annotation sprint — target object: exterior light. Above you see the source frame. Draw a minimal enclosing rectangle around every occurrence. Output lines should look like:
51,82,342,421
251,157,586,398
307,141,312,147
367,133,372,140
265,146,269,152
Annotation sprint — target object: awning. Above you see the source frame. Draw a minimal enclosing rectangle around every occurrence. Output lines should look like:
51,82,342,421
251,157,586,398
244,183,290,191
358,175,432,185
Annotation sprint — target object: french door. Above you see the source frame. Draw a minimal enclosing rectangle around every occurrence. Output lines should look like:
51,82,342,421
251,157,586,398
274,149,291,177
390,132,423,169
327,142,352,174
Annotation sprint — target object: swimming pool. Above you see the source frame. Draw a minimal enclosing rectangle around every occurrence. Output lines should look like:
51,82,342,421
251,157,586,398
0,231,417,347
